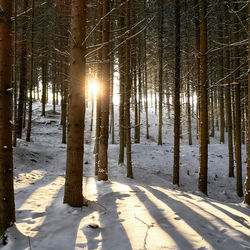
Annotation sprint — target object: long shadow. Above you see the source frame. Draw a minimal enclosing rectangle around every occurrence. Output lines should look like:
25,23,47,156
15,145,66,210
206,200,250,229
129,185,195,250
182,197,250,239
146,185,249,250
93,179,133,250
15,174,60,210
20,184,94,250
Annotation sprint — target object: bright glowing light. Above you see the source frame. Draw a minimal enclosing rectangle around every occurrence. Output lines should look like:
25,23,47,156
88,78,99,97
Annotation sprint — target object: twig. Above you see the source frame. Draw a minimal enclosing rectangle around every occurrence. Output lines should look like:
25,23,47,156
28,236,32,250
134,213,154,250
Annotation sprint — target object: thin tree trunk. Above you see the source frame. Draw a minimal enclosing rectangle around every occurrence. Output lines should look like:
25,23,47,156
225,5,234,177
41,57,47,117
173,0,181,186
90,92,94,131
198,0,208,195
144,24,149,139
158,0,163,145
13,0,17,147
95,2,102,175
233,3,243,197
118,1,125,164
26,0,35,142
98,0,110,181
17,0,28,138
125,0,133,178
194,0,200,141
62,75,67,144
210,90,215,137
244,0,250,205
134,58,139,143
218,5,225,144
110,60,115,144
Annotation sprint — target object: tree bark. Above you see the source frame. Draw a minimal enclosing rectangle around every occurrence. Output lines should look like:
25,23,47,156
158,0,163,146
198,0,208,195
98,0,110,181
26,0,35,142
225,4,234,177
233,2,243,197
63,0,86,207
0,0,16,236
125,0,133,178
118,0,125,164
17,0,28,138
173,0,181,186
95,0,103,175
244,0,250,205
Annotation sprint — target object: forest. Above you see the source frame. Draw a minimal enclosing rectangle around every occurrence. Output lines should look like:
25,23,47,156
0,0,249,249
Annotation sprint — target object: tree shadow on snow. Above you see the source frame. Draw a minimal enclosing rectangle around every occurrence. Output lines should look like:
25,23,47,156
88,178,133,250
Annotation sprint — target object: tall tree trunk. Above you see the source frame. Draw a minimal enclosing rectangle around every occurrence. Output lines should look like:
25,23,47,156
225,4,234,177
144,15,149,139
173,0,181,186
13,0,17,147
137,43,142,143
198,0,208,195
17,0,28,138
194,0,200,141
244,0,250,205
125,0,133,178
110,60,115,144
41,56,47,117
210,90,215,137
98,0,110,181
134,58,139,143
63,0,86,207
158,0,163,145
94,1,103,175
118,1,125,164
26,0,35,142
0,0,16,237
61,71,67,144
218,4,225,144
234,2,243,197
186,29,192,145
90,92,94,131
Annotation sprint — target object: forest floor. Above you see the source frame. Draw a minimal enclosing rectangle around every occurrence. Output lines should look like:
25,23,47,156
1,101,250,250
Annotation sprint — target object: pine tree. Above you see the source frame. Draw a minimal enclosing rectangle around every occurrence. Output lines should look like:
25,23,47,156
0,0,16,237
198,0,208,195
98,0,110,181
244,0,250,205
173,0,181,186
64,0,86,207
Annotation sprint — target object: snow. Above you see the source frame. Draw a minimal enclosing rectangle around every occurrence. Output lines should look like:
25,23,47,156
1,101,249,250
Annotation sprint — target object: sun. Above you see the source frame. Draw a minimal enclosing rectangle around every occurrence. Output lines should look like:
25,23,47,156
88,78,99,97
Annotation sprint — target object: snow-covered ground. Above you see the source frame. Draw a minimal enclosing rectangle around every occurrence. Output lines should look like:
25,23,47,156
1,101,249,250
